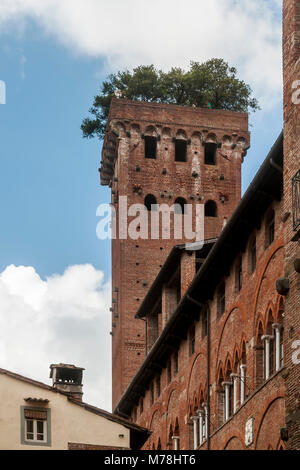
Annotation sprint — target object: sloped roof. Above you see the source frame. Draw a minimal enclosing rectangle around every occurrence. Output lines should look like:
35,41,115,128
0,366,150,447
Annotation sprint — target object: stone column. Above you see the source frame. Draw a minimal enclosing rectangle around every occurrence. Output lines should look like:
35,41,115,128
198,410,204,446
203,403,208,440
240,364,246,405
230,373,239,413
222,382,232,421
262,335,274,380
273,323,283,371
191,416,198,450
172,436,180,450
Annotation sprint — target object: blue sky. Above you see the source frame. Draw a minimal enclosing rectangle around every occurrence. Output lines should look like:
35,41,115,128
0,0,283,410
0,23,283,278
0,27,110,278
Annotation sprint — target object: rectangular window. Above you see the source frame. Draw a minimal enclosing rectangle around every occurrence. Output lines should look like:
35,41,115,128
204,143,217,165
25,419,46,442
175,139,187,162
268,219,275,245
266,211,275,248
21,407,51,447
145,136,157,159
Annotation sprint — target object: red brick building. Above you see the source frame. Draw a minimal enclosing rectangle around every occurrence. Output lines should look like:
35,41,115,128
100,99,250,408
100,0,300,450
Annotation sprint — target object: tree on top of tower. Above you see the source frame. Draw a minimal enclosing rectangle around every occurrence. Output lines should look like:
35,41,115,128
81,59,260,140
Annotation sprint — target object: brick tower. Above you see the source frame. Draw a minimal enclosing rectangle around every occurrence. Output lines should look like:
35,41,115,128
99,98,250,408
282,0,300,449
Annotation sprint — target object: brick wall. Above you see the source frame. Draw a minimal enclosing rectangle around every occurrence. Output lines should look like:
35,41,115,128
131,203,287,450
107,99,250,408
282,0,300,450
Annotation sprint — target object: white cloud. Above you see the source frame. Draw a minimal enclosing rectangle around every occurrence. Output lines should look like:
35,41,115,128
0,0,282,107
0,264,112,411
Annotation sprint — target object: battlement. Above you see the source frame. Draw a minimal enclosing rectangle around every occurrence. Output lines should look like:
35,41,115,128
100,99,250,186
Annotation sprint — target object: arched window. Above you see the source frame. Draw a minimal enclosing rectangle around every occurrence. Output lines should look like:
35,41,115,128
144,194,157,212
174,197,187,214
205,200,217,217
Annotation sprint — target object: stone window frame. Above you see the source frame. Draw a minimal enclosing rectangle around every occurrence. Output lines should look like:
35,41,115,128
20,406,51,447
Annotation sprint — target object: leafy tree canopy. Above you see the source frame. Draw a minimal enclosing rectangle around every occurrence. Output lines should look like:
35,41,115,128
81,59,260,139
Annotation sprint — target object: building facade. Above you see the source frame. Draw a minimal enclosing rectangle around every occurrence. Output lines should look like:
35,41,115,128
100,99,250,408
0,365,148,450
104,0,300,450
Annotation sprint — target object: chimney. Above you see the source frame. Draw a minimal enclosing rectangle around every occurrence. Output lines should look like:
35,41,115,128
50,364,85,402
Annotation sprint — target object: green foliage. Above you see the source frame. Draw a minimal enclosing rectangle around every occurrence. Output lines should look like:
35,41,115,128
81,59,260,139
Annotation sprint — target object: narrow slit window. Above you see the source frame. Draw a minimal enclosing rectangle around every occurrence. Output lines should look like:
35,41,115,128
167,359,172,384
202,307,209,339
189,325,195,356
236,258,243,293
156,376,161,398
174,351,179,375
250,238,256,274
150,381,154,405
145,136,157,159
175,140,187,162
267,211,275,247
218,282,226,318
